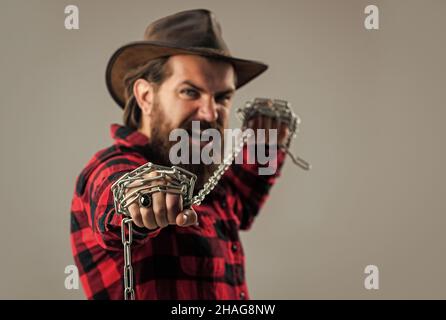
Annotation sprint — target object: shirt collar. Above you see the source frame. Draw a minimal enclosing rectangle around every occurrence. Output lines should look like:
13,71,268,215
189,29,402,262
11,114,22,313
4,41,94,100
110,123,149,148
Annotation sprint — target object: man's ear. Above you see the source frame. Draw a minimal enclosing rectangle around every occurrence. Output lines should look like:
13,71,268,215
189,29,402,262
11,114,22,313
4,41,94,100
133,78,156,116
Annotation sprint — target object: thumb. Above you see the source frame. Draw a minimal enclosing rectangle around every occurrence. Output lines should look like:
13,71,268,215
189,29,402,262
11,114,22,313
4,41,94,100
176,208,198,227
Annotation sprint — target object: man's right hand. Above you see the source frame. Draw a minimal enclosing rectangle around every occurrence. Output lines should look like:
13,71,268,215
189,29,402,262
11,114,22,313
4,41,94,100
125,171,198,230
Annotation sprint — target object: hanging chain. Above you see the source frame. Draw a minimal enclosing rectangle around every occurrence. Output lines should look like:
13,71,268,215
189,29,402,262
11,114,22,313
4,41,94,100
111,97,310,300
121,217,134,300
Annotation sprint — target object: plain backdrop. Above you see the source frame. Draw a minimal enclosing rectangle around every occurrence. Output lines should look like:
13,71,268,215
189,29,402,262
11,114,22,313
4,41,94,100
0,0,445,299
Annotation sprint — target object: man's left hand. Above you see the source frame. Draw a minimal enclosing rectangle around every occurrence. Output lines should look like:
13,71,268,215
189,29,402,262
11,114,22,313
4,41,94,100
246,115,289,146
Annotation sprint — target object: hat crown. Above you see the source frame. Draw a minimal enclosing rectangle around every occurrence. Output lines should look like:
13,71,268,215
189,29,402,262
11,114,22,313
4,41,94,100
144,9,230,55
106,9,268,108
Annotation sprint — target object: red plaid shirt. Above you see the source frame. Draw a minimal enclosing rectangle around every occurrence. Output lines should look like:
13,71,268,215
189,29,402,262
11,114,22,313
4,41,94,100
70,124,285,300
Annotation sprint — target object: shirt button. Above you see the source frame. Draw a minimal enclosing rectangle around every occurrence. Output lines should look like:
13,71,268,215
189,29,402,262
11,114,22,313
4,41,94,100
239,291,245,299
231,244,238,252
220,200,227,209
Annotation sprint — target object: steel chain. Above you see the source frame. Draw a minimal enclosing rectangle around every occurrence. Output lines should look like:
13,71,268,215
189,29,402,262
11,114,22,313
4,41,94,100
111,98,310,299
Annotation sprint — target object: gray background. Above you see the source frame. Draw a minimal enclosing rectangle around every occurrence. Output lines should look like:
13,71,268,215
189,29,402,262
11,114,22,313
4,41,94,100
0,0,445,299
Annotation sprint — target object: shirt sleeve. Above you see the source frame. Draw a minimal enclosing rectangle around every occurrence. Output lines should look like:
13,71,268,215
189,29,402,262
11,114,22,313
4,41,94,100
222,143,287,231
84,152,161,251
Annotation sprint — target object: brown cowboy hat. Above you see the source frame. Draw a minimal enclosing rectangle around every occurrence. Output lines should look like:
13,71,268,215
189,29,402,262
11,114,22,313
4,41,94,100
106,9,268,108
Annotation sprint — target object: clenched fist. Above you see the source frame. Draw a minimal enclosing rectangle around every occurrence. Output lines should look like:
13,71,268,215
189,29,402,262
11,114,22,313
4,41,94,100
246,114,290,146
124,171,198,230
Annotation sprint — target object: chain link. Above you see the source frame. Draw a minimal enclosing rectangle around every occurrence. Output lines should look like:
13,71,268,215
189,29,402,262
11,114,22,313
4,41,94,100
121,217,135,300
111,98,309,300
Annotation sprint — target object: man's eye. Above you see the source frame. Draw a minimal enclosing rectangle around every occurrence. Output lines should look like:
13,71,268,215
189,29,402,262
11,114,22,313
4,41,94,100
180,88,199,99
216,95,232,104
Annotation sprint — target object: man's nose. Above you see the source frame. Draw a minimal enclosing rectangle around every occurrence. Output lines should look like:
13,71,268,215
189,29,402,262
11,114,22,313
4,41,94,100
196,97,218,123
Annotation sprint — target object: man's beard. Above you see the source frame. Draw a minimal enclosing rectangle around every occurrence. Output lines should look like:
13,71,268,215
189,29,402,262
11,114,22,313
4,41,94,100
144,99,225,194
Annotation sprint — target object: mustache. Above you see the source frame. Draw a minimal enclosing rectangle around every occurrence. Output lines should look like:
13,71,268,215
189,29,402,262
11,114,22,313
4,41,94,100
178,119,224,136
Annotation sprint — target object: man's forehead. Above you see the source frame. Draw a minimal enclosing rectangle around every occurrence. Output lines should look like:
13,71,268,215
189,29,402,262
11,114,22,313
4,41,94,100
167,54,236,90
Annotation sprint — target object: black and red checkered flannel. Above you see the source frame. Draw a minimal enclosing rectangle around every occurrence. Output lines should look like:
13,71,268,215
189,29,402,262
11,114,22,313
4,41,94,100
70,124,285,300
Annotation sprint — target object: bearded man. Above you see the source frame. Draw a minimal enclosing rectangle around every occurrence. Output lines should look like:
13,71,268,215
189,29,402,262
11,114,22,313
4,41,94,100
70,9,290,300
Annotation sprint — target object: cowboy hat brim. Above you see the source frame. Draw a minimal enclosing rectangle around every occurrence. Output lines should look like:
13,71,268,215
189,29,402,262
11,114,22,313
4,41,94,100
105,41,268,108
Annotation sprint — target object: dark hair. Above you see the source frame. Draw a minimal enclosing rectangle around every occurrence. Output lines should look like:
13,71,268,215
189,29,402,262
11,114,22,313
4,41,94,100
122,57,171,130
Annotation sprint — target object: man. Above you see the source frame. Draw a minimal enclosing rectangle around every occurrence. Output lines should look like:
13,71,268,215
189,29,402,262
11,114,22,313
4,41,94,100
70,9,289,300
